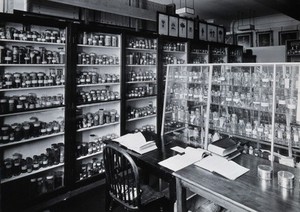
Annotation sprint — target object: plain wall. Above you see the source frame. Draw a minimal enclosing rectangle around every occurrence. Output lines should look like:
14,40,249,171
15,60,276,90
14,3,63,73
249,46,286,62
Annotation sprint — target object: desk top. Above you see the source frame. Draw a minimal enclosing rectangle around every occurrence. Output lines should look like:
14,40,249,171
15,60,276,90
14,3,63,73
174,154,300,212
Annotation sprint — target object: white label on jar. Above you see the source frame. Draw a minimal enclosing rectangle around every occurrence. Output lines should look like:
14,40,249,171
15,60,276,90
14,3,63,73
246,128,252,132
258,128,264,132
262,78,269,82
226,97,231,101
6,81,12,85
233,98,239,103
285,78,290,89
15,79,21,83
287,104,296,109
16,105,23,109
261,102,269,107
32,80,37,84
278,100,286,105
294,134,299,142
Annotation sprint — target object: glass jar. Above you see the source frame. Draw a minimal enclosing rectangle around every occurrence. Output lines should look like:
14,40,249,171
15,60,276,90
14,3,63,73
46,174,55,192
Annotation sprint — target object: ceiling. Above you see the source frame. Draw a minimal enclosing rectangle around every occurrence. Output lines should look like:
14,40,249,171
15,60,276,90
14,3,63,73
149,0,299,27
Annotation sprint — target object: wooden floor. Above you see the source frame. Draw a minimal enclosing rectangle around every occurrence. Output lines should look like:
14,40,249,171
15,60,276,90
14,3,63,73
48,185,128,212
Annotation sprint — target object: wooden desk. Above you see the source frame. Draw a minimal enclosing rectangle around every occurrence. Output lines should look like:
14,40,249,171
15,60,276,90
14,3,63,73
174,154,300,212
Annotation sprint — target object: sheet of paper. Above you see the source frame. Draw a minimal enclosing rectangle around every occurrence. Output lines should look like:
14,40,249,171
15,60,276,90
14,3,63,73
159,147,205,172
194,155,249,180
114,132,146,148
171,146,185,154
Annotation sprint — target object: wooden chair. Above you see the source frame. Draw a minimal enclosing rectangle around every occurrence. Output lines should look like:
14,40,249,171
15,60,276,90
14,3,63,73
103,143,165,211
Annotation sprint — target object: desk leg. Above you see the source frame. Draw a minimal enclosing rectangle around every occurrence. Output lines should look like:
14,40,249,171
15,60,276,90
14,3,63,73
176,178,186,212
169,179,176,212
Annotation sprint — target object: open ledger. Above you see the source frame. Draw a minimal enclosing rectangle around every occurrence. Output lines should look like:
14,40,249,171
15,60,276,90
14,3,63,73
159,147,209,172
194,154,249,180
113,132,157,154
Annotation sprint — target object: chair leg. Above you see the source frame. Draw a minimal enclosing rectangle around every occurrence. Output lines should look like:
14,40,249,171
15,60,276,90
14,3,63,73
105,191,114,211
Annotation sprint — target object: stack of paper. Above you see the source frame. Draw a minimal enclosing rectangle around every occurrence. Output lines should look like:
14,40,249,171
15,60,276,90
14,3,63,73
194,154,249,180
114,132,157,154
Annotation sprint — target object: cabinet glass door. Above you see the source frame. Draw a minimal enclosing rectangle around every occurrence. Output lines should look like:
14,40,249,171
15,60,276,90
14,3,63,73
275,64,300,158
75,30,121,182
0,21,66,207
125,35,157,134
161,64,211,148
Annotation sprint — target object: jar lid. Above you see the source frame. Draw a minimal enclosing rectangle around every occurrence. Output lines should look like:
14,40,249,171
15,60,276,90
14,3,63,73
46,175,54,180
1,125,10,130
30,178,37,183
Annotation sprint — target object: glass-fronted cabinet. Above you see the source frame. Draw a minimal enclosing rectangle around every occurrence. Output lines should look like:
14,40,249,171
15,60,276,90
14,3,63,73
75,29,121,182
0,18,66,209
124,34,157,134
162,63,300,166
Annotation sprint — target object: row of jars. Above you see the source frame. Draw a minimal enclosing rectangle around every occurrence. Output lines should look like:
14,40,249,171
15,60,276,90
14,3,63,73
127,69,156,82
127,39,157,49
211,47,226,55
79,158,105,181
127,85,155,98
77,87,120,103
171,69,209,83
127,52,156,65
81,32,118,47
0,93,64,114
163,121,184,133
77,52,119,65
0,27,66,43
212,68,299,89
2,142,64,179
77,71,119,85
127,101,156,120
191,55,207,64
0,69,65,89
0,117,64,144
210,112,300,147
163,42,185,52
0,46,65,64
163,55,185,65
76,134,115,158
30,171,64,196
77,109,119,129
171,84,208,102
171,107,205,127
191,49,208,54
131,125,156,134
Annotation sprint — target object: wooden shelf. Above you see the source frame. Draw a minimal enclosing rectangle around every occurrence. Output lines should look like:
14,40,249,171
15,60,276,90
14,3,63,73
127,95,156,102
1,163,64,184
0,132,64,148
0,106,65,117
77,44,120,49
76,151,103,161
126,47,156,52
77,99,120,108
164,127,185,135
77,64,119,67
163,50,186,54
77,122,119,132
77,82,120,87
126,80,156,84
127,114,156,122
126,65,156,67
0,39,65,46
0,64,65,67
0,85,64,92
